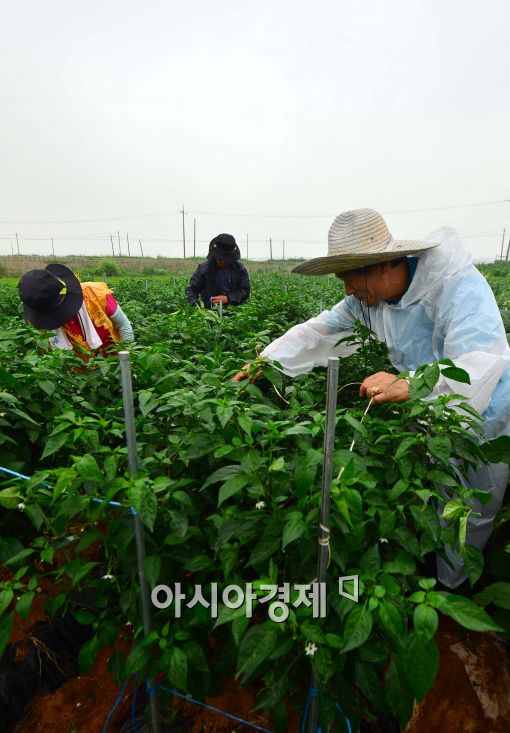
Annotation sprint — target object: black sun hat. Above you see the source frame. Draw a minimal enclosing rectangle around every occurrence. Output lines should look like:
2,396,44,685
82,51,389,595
19,264,83,329
208,233,241,263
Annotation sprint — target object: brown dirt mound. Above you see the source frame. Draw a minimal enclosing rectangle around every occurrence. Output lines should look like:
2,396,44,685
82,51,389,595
406,622,510,733
10,618,510,732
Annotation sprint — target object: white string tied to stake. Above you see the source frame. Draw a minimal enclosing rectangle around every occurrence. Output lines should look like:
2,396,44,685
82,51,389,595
321,396,374,569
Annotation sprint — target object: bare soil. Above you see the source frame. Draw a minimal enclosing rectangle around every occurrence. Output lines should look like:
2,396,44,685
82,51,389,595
8,601,510,733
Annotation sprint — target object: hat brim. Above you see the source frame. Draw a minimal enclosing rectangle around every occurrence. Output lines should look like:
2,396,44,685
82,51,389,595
23,264,83,329
208,248,240,263
291,240,439,276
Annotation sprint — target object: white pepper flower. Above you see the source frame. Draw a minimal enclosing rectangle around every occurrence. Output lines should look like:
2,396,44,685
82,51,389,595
101,574,115,581
305,642,317,656
379,538,389,543
17,502,26,511
255,501,266,510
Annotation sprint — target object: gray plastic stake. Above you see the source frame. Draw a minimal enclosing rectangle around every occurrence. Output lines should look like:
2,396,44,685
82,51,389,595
309,357,339,733
119,351,162,733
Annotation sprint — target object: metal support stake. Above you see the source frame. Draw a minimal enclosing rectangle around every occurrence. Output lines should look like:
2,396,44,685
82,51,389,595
218,300,223,319
119,351,162,733
308,357,339,733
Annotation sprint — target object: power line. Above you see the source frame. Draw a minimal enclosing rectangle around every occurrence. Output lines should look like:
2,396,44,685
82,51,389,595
0,211,182,225
0,230,505,244
0,235,190,242
188,199,510,217
0,198,507,225
383,200,510,214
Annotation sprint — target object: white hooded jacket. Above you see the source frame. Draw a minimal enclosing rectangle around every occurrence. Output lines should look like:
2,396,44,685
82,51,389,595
263,227,510,439
262,228,510,587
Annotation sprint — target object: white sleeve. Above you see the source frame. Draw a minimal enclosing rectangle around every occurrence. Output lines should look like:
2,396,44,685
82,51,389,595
261,299,359,377
110,304,135,341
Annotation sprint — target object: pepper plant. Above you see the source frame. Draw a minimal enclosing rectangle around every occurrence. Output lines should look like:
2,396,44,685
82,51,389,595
0,273,508,732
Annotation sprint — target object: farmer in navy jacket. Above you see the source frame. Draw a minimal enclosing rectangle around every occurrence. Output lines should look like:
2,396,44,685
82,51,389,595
185,234,250,309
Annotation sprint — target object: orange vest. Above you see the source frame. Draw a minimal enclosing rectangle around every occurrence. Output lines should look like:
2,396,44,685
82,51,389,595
81,282,120,341
62,282,120,350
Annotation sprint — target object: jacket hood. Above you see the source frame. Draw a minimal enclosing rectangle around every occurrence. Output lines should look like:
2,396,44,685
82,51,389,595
398,227,474,308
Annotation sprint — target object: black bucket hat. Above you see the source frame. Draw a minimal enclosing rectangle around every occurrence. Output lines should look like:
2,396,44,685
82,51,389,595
19,264,83,329
208,233,241,263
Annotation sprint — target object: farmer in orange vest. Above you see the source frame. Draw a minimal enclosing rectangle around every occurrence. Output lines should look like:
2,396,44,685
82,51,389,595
19,263,134,354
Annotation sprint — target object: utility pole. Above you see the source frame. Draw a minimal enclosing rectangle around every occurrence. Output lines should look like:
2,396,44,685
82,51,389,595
269,237,273,261
126,232,131,257
10,242,13,255
181,205,187,258
51,238,55,257
110,235,115,257
15,232,19,254
506,236,510,261
246,234,249,260
500,229,506,260
193,218,196,257
118,230,122,257
139,238,144,257
283,239,285,260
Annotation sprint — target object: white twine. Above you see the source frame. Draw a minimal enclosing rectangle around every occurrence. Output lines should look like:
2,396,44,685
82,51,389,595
322,397,374,568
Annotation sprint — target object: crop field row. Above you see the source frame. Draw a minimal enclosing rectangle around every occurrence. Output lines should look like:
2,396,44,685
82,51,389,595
0,264,509,731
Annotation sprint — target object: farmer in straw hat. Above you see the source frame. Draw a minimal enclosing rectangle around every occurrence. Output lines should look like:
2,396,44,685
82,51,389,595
234,208,510,588
185,233,250,309
19,263,134,354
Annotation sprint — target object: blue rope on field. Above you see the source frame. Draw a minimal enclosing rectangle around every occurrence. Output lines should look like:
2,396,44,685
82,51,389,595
0,465,51,487
335,703,353,733
301,687,353,733
301,686,319,733
102,675,131,733
0,464,124,508
151,680,274,733
131,673,141,732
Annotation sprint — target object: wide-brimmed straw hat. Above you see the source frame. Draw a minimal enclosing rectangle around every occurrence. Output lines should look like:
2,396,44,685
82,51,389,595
19,263,83,329
208,233,241,263
292,208,440,276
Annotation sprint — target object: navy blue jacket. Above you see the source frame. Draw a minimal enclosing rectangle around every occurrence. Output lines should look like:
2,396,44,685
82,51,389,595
185,260,250,308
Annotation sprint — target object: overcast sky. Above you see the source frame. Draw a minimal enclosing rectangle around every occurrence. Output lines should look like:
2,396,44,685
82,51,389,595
1,0,509,261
